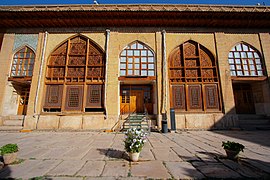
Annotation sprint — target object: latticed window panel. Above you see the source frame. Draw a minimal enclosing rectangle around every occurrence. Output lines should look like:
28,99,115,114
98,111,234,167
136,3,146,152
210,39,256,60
46,36,105,82
44,35,105,112
44,85,63,108
228,43,264,77
188,85,202,110
169,40,221,111
204,84,219,109
86,85,103,108
120,41,155,76
171,85,185,109
65,86,83,111
11,46,35,77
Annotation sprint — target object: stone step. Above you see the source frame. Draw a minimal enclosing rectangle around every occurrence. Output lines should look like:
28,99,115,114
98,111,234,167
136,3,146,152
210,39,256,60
0,126,23,131
238,114,270,120
239,119,270,125
3,119,23,126
6,115,25,120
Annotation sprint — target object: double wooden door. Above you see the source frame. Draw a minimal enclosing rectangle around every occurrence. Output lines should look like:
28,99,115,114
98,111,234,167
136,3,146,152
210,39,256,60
120,85,152,114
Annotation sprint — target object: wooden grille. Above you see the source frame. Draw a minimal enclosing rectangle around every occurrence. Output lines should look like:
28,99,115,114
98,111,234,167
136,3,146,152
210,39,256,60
169,40,221,111
44,85,63,108
65,86,83,111
86,85,103,108
44,35,105,112
11,46,35,77
204,84,219,109
171,85,185,109
228,43,264,77
188,85,202,109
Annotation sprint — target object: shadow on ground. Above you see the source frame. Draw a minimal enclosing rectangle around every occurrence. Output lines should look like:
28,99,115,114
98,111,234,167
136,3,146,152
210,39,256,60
97,148,129,161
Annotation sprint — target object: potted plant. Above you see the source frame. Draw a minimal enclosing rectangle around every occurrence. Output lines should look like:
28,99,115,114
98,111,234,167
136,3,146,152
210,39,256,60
124,128,147,162
0,144,19,165
222,141,245,160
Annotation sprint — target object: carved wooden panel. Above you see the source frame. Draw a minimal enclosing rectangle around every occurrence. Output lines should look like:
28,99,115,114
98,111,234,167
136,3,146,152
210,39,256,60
172,85,185,109
185,59,197,67
50,56,66,66
171,70,183,78
88,55,103,65
184,43,196,57
65,85,83,111
67,67,85,77
201,69,214,78
188,85,202,109
52,42,67,55
86,85,103,108
44,85,63,108
200,50,212,67
87,67,103,77
185,70,198,77
204,84,219,109
68,56,86,65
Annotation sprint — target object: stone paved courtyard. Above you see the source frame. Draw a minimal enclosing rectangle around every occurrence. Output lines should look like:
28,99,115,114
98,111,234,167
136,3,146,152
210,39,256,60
0,130,270,179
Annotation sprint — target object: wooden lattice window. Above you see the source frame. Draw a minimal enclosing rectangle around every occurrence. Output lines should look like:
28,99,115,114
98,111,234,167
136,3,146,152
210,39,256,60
44,35,105,112
120,41,155,76
11,46,35,77
169,40,221,111
228,43,264,77
65,86,83,111
44,85,63,108
171,85,185,109
86,85,103,108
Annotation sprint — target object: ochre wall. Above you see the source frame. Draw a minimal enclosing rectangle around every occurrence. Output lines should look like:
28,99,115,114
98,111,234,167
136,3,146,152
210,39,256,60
1,30,270,130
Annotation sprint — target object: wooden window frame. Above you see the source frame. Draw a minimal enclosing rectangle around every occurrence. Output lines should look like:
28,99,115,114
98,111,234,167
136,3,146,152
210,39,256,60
11,46,35,77
119,41,155,77
44,35,105,113
169,41,221,112
228,43,265,77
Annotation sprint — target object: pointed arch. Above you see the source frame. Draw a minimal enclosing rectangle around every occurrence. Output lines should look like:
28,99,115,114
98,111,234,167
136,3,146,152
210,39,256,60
228,42,264,77
119,41,155,77
44,35,105,112
169,40,221,111
11,46,35,77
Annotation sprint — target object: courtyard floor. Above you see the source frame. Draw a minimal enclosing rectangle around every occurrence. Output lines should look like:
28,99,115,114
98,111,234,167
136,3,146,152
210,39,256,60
0,130,270,179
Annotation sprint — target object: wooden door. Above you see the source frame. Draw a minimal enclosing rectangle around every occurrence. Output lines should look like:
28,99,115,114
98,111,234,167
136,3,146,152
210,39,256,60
130,91,144,113
233,84,255,114
120,87,149,114
17,89,29,115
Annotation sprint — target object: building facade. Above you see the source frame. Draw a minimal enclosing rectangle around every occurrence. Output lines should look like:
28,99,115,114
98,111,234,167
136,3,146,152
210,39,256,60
0,4,270,130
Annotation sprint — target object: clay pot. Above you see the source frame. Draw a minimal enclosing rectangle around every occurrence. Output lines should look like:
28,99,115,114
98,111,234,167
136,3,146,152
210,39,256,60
3,152,17,165
225,149,239,160
129,152,140,162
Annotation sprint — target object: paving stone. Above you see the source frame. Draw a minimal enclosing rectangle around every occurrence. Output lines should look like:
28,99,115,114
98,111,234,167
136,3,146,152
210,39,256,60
196,163,242,179
130,160,171,179
151,148,182,161
76,161,105,176
86,177,117,180
139,148,155,161
102,161,129,177
172,147,199,161
104,148,127,161
49,177,84,180
165,161,205,179
47,160,86,176
220,159,264,178
61,146,91,160
82,148,106,160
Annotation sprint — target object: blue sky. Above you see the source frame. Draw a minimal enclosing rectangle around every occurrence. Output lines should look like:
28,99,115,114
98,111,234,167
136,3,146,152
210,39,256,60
0,0,268,6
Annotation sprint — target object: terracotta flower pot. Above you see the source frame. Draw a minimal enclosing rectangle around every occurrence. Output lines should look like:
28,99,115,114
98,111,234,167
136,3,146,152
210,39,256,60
3,152,17,165
129,152,140,162
225,149,239,160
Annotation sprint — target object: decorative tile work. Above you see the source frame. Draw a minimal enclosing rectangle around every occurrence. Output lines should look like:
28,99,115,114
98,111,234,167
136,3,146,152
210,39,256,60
13,34,38,52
